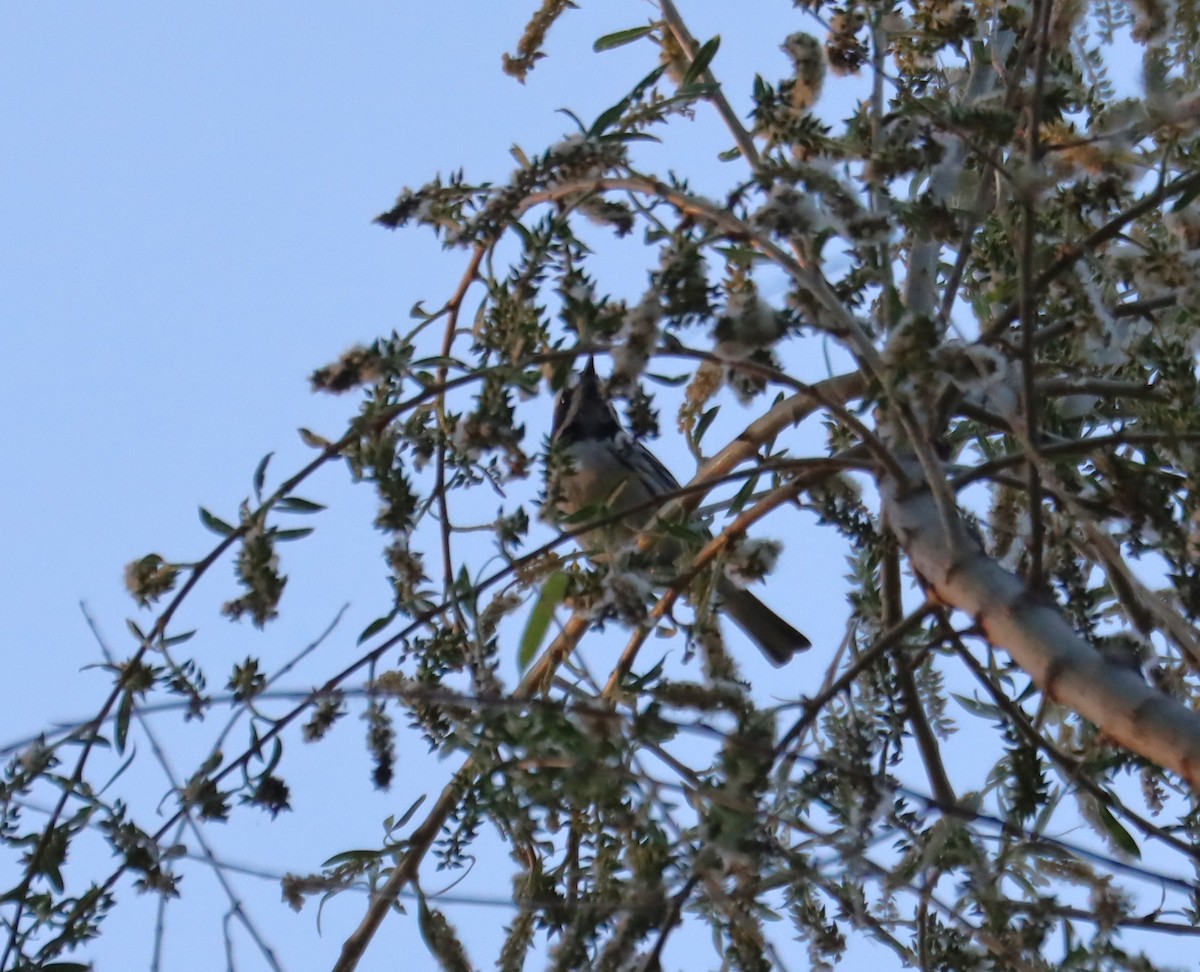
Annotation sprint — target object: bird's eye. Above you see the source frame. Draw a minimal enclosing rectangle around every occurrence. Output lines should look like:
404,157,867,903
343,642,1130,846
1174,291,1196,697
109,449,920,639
551,383,575,436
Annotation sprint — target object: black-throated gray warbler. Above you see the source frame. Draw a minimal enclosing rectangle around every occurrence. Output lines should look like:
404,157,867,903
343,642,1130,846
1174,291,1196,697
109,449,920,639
549,359,810,666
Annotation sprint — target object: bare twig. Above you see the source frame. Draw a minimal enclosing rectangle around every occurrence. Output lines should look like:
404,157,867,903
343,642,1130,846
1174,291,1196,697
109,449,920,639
656,0,761,169
882,536,956,806
80,607,286,972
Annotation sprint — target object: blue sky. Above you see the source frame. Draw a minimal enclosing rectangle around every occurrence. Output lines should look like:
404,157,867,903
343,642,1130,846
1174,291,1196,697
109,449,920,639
6,4,1186,971
2,4,851,969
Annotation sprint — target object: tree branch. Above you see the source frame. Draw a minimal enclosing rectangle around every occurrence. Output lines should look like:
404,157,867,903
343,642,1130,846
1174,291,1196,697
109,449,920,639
880,461,1200,789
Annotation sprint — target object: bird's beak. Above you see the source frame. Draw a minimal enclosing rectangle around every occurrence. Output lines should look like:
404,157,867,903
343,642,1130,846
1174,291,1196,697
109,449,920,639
579,356,604,395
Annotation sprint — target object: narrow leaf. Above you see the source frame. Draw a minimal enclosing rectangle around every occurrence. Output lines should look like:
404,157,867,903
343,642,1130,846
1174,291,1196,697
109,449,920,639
358,613,395,645
252,452,274,501
298,427,331,449
455,564,478,618
1095,802,1142,859
556,107,586,132
518,572,569,672
272,527,314,542
278,496,327,514
393,794,428,829
682,35,720,85
509,219,535,250
264,738,284,774
114,692,133,755
322,849,385,867
673,82,718,99
590,97,631,136
951,693,1002,719
693,405,719,445
727,473,759,516
199,507,235,537
629,63,668,99
603,132,662,144
593,24,655,52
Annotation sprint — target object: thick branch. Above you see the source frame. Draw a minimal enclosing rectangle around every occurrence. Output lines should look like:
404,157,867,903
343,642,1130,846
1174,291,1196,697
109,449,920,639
881,464,1200,789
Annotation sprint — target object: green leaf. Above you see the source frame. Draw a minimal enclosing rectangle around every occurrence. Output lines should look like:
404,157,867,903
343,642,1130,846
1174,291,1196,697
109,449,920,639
556,107,586,132
455,564,478,618
629,63,667,99
673,82,719,99
682,35,720,85
393,794,427,829
951,693,1001,719
44,860,65,893
162,629,196,647
199,507,235,537
624,655,667,691
518,572,569,672
358,612,395,645
298,427,331,449
590,97,631,136
1014,679,1038,702
645,371,690,387
693,405,719,446
1095,802,1141,858
509,219,535,250
727,472,759,516
114,692,133,755
410,355,460,370
272,527,315,542
263,738,284,774
103,743,138,793
252,451,273,501
593,24,655,52
322,848,385,868
601,131,662,144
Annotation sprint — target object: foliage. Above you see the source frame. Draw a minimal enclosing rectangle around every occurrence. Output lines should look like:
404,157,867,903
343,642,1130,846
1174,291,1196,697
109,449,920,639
7,0,1200,969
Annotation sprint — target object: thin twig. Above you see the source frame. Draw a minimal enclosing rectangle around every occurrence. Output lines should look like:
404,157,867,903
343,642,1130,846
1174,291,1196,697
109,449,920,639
80,607,286,972
948,625,1200,866
435,244,488,637
656,0,761,169
980,167,1200,343
882,536,955,806
602,475,812,698
775,602,937,756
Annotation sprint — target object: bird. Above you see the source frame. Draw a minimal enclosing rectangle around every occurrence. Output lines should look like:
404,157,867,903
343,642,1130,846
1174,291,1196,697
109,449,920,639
548,359,810,666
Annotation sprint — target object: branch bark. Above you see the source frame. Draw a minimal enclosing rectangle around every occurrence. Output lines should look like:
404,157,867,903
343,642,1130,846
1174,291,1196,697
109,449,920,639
881,463,1200,789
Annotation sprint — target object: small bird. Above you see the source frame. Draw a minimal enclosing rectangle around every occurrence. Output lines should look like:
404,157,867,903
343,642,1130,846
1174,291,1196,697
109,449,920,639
549,359,810,666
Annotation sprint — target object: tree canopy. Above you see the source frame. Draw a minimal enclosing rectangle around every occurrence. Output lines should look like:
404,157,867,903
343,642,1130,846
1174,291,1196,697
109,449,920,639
7,1,1200,969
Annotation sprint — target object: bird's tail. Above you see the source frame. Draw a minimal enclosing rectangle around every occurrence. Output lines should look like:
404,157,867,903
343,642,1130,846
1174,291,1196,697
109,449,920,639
717,579,811,667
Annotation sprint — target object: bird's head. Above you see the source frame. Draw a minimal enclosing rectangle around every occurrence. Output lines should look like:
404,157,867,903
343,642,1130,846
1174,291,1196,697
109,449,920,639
551,358,622,444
